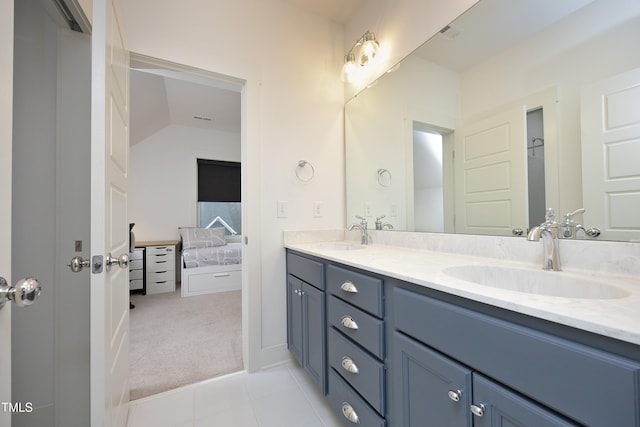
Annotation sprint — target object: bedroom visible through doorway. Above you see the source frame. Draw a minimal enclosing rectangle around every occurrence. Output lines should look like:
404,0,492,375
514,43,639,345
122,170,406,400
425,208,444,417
128,55,245,399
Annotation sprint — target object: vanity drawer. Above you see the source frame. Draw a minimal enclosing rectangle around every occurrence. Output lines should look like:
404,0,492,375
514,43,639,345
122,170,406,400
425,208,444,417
129,279,143,291
393,286,640,427
327,264,383,317
327,369,386,427
328,327,385,415
287,251,324,290
328,295,384,359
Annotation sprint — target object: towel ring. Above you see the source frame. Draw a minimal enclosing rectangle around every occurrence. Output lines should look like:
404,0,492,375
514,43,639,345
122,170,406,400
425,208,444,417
377,168,392,187
296,160,315,183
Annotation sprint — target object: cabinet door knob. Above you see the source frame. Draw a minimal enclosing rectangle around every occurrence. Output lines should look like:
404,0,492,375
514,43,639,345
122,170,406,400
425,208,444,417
447,389,462,402
470,403,485,417
341,315,359,330
341,356,359,374
340,281,358,293
341,403,360,424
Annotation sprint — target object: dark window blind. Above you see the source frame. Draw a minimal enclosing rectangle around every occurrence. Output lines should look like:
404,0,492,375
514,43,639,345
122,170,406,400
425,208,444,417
197,159,241,202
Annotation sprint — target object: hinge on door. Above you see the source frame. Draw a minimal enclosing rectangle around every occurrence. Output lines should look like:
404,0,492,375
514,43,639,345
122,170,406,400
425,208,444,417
92,255,103,274
244,236,248,245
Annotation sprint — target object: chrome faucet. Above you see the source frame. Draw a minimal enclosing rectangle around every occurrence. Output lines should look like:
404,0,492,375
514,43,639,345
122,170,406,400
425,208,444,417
348,215,370,245
527,208,561,271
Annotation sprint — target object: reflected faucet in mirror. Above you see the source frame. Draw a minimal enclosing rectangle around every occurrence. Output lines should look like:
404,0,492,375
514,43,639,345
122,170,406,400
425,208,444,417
348,215,370,245
527,208,561,271
375,215,394,231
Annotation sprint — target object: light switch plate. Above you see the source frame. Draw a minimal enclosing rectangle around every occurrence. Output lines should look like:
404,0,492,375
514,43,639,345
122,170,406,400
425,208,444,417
313,201,324,217
277,200,288,218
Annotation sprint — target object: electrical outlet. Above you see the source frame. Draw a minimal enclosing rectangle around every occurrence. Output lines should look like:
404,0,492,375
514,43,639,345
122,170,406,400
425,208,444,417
390,203,398,217
364,202,372,217
277,200,288,218
313,201,324,217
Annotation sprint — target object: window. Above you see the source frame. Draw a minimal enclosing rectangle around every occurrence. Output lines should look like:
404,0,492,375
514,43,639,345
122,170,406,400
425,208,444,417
197,159,241,235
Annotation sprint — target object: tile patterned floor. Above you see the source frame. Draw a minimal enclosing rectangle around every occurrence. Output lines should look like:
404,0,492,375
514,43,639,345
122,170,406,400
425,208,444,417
127,361,345,427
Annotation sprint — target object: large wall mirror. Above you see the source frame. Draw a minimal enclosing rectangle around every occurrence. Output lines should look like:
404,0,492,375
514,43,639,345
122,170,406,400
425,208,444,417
345,0,640,242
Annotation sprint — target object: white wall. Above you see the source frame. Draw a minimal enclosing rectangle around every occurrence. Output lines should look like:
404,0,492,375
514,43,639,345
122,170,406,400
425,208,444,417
129,124,241,242
121,0,480,368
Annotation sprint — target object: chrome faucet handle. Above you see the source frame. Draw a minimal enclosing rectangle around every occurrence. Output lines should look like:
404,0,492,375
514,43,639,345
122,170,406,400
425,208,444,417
544,208,557,225
355,215,368,228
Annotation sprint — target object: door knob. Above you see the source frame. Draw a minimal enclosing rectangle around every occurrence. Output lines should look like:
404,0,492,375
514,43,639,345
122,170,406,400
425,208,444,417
68,256,91,273
106,252,129,272
0,276,42,309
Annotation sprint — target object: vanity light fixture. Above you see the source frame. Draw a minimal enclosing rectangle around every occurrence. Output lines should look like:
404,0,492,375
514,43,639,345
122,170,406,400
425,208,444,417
341,30,380,83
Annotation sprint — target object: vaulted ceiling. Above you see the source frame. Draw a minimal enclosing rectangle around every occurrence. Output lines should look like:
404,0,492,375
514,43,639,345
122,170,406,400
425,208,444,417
130,0,362,146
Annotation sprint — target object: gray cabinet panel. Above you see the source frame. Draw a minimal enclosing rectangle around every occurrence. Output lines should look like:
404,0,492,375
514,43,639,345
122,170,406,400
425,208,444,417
391,331,473,427
328,327,385,415
328,295,385,359
327,264,383,316
287,252,324,290
393,286,640,426
472,374,579,427
287,275,303,365
303,281,326,392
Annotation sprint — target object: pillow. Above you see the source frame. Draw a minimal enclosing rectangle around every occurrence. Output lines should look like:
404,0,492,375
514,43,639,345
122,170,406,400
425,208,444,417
179,227,227,249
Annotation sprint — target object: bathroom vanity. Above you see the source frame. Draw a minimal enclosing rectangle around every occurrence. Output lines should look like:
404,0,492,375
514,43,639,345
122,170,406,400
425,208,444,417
285,236,640,427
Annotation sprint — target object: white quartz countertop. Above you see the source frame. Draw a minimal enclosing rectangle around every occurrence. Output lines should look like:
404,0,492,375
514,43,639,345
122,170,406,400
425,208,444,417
285,240,640,346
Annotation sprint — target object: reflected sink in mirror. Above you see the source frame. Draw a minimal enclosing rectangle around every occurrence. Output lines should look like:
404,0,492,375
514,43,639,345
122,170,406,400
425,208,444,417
443,265,630,299
315,242,366,251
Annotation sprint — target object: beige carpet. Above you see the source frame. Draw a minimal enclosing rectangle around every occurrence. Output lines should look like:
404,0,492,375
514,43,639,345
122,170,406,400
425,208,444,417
129,289,243,400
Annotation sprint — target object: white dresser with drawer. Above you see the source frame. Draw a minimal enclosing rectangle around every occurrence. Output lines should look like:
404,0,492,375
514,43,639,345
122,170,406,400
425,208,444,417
129,247,145,294
137,241,179,295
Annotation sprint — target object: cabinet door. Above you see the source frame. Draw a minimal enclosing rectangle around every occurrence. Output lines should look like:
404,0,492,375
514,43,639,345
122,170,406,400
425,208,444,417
471,374,579,427
303,281,326,394
391,331,472,427
287,275,303,365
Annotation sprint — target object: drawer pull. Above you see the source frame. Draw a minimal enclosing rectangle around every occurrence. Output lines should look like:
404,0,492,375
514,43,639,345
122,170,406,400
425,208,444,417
340,281,358,293
341,356,359,374
470,403,485,417
341,315,359,330
448,389,462,402
213,273,231,278
341,403,360,424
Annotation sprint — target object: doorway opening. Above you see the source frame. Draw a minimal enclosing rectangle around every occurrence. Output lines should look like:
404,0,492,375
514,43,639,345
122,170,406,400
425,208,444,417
128,55,245,399
411,122,454,233
526,108,546,229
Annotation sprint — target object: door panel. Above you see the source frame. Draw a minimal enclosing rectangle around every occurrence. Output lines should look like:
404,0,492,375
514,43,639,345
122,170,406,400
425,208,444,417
455,106,527,235
1,0,14,423
580,67,640,241
91,0,130,425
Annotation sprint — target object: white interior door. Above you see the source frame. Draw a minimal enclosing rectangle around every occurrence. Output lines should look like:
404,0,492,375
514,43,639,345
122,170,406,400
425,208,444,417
1,1,14,425
580,67,640,241
454,106,528,235
90,0,130,425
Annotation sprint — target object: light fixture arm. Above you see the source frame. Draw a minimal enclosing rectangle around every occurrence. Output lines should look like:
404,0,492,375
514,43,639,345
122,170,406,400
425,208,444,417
341,30,380,83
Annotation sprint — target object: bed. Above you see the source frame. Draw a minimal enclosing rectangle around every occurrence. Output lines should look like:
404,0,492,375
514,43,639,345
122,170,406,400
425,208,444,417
179,227,242,297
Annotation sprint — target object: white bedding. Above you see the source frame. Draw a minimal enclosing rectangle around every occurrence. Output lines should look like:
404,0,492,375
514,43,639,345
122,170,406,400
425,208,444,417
182,242,242,268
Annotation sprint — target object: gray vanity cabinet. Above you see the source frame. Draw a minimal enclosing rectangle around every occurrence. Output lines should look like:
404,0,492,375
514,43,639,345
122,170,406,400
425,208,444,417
286,251,326,394
389,283,640,427
392,331,578,426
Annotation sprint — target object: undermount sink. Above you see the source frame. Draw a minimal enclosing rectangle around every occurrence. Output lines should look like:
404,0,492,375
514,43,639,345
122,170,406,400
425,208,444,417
443,265,630,300
316,242,366,251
